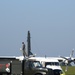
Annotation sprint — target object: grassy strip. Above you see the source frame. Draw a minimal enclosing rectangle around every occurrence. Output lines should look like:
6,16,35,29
61,66,75,75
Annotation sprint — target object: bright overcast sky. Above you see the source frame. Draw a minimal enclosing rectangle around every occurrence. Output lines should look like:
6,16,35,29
0,0,75,57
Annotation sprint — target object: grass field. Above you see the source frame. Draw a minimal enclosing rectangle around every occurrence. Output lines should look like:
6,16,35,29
61,66,75,75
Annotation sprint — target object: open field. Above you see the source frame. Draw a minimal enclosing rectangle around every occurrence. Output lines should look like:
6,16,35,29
61,66,75,75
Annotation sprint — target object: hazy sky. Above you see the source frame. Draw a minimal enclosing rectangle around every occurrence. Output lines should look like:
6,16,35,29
0,0,75,57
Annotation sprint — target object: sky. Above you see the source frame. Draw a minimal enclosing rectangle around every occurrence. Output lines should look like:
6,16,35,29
0,0,75,58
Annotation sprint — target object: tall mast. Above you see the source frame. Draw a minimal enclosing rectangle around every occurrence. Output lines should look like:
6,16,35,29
27,31,31,57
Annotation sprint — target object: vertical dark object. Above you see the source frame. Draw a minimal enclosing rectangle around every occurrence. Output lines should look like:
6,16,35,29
10,61,12,75
27,31,31,57
22,60,24,75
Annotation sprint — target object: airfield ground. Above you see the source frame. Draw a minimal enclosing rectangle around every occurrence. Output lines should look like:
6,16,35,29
61,66,75,75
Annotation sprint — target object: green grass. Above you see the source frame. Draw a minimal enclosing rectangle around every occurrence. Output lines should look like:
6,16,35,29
61,66,75,75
